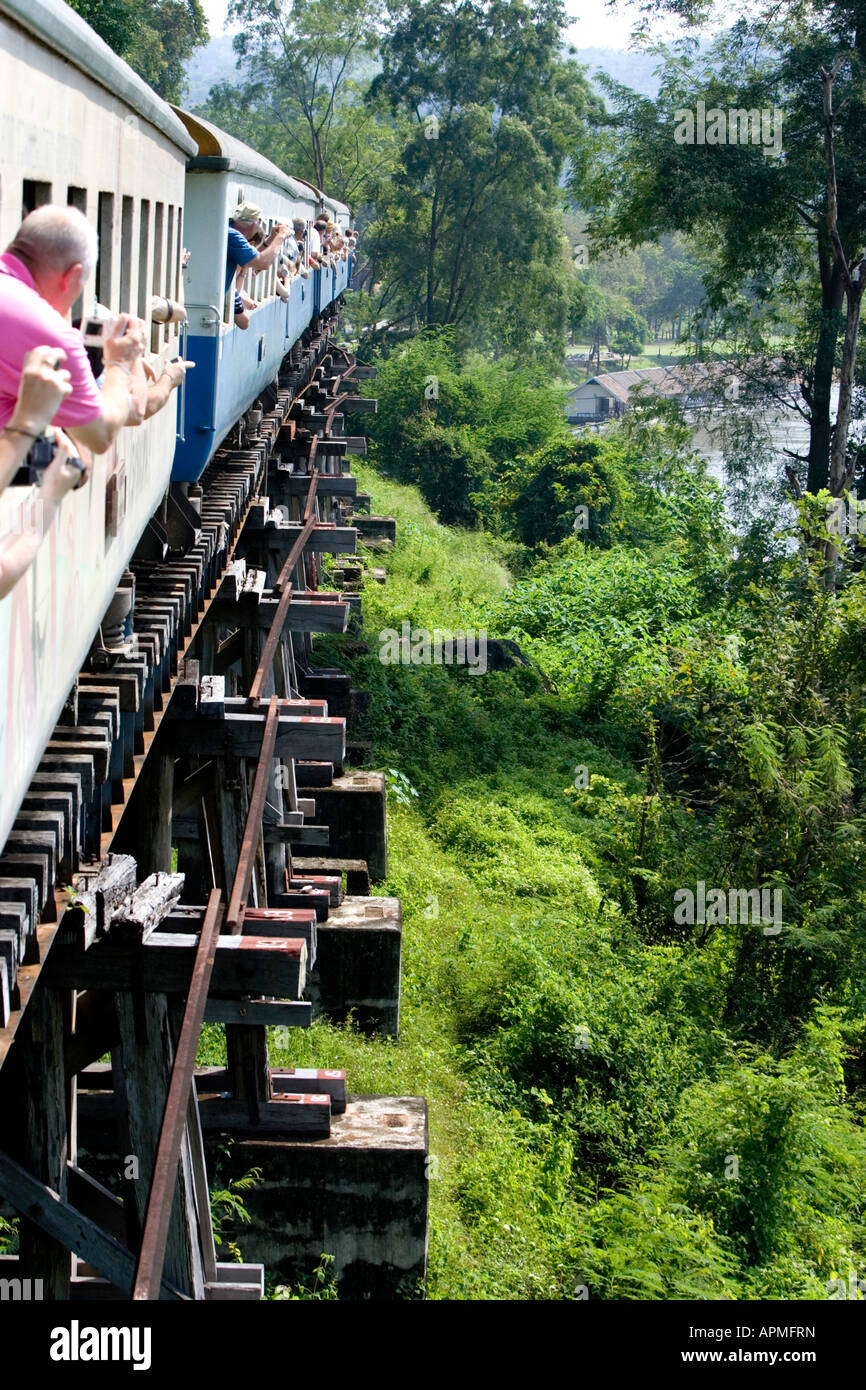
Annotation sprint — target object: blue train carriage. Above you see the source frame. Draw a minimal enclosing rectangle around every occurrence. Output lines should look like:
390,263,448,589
0,0,195,851
291,177,354,308
170,110,350,485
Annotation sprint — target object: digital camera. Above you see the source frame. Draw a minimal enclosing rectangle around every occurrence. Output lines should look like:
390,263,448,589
20,429,86,490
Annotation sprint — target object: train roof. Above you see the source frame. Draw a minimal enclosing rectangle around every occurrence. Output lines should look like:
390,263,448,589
173,108,352,219
1,0,197,157
173,108,316,203
291,175,351,220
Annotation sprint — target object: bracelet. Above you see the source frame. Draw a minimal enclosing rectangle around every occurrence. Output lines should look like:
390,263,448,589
3,424,43,442
104,361,132,378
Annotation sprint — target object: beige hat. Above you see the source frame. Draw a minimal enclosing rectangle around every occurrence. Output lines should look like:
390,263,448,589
232,200,263,223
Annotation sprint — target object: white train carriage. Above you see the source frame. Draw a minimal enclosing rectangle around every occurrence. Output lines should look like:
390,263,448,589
0,0,196,851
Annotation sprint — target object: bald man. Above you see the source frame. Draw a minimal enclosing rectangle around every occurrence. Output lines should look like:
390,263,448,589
0,205,146,455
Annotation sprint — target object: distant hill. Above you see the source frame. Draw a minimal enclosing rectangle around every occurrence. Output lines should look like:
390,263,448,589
570,46,662,97
183,32,239,105
182,39,665,110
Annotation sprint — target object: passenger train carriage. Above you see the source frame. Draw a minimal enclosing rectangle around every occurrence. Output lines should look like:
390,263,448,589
171,109,351,482
0,0,353,852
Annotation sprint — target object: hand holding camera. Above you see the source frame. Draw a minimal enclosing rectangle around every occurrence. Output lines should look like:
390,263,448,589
40,428,89,497
102,313,147,369
9,347,73,437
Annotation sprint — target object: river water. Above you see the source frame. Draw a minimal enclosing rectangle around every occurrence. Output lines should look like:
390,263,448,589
689,408,813,486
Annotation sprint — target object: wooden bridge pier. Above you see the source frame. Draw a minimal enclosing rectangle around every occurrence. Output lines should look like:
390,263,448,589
0,329,426,1299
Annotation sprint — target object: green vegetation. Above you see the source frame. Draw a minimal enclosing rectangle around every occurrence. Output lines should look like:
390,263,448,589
68,0,208,101
185,0,866,1301
199,389,866,1297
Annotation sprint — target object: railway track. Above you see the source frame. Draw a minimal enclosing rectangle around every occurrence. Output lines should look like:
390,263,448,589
0,318,347,1062
0,312,428,1304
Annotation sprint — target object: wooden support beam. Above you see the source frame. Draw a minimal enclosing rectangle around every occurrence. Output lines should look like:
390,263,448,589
67,1163,126,1242
44,932,307,996
195,1093,331,1135
14,983,71,1297
0,1151,185,1299
116,989,205,1299
224,699,280,1111
202,998,311,1027
160,710,344,764
132,890,223,1300
279,473,357,496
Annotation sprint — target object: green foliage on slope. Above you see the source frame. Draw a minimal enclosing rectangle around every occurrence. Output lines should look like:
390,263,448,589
196,424,866,1299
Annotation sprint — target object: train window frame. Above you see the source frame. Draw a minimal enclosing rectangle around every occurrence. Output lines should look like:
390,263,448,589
119,195,134,315
66,187,88,323
152,202,165,353
175,207,183,303
22,180,52,217
137,199,151,322
96,192,115,309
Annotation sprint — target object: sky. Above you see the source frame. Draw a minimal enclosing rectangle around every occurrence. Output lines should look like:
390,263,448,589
201,0,669,48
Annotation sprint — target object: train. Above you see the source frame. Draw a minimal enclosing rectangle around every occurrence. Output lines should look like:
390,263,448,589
0,0,353,851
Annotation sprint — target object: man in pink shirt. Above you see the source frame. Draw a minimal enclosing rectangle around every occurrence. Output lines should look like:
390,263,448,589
0,205,145,455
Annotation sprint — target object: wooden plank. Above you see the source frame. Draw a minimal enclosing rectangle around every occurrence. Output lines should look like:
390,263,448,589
161,712,345,764
242,906,317,966
270,1068,347,1113
67,1164,126,1241
264,823,330,848
205,1263,264,1301
47,933,307,995
109,872,185,943
202,999,311,1027
280,473,357,496
195,1092,331,1135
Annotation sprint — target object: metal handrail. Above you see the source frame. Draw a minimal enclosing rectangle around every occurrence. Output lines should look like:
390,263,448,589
185,301,222,328
176,320,188,443
182,303,222,433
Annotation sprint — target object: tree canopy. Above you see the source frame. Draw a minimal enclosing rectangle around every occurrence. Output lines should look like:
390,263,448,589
69,0,209,102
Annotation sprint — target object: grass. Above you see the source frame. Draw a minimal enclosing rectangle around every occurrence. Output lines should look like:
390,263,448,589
198,465,606,1297
196,456,866,1300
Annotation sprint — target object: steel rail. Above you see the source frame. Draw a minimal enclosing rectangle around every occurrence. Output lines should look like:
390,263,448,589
131,887,224,1301
225,696,280,935
248,585,293,703
273,469,319,595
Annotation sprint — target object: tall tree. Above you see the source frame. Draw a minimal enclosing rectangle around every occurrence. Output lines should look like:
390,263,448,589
581,1,866,497
68,0,209,102
203,0,386,197
363,0,600,359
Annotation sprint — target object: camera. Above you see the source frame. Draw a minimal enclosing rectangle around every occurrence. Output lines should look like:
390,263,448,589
19,429,86,490
80,307,117,377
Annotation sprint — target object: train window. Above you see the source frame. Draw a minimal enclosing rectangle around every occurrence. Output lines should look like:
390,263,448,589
166,205,175,306
152,202,165,352
175,207,183,300
66,188,88,322
96,192,114,308
119,196,134,312
264,218,274,298
22,180,51,217
138,200,150,320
